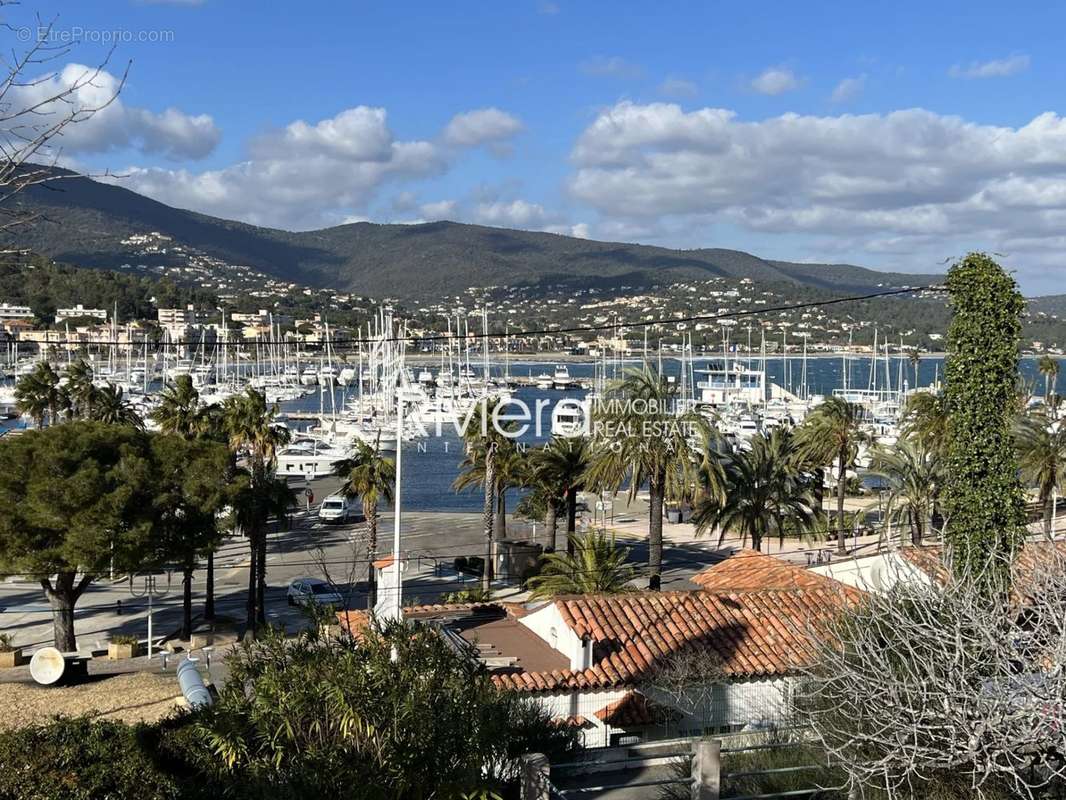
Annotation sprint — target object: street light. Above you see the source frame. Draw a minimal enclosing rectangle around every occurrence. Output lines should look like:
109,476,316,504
378,373,405,624
129,572,171,660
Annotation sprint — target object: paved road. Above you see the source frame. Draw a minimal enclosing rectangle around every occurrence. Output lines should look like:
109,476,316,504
0,491,738,653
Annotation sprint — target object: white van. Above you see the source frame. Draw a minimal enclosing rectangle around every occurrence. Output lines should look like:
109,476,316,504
318,495,351,524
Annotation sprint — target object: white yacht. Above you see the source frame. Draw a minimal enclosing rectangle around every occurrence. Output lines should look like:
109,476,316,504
299,366,319,386
276,437,351,481
551,401,586,437
552,365,573,390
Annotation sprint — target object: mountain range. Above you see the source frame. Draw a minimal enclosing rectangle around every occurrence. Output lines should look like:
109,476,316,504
4,170,946,301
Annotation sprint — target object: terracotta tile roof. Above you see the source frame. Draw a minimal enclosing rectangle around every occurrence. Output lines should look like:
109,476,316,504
894,545,950,584
403,601,505,617
692,549,860,597
594,691,681,727
336,610,370,638
551,715,591,728
897,541,1066,597
491,584,855,693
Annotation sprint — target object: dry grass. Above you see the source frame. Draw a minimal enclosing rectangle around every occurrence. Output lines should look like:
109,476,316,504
0,671,185,730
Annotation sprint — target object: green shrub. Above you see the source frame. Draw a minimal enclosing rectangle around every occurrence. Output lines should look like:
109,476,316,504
0,717,181,800
110,634,138,646
0,632,14,652
440,586,492,604
196,620,578,798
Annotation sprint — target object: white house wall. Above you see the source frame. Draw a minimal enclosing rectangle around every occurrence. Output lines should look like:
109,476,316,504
809,552,932,593
530,678,793,749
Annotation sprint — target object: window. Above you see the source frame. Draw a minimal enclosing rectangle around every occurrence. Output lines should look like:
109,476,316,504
549,627,558,650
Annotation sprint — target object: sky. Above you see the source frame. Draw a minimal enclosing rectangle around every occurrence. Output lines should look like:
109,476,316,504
4,1,1066,295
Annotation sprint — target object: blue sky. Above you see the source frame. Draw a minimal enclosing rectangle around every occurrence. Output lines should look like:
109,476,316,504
5,0,1066,294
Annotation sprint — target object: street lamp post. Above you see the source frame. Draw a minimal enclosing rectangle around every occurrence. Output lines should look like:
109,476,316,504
392,384,404,619
129,572,171,660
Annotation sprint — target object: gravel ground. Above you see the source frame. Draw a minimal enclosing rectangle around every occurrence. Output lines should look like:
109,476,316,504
1,671,186,730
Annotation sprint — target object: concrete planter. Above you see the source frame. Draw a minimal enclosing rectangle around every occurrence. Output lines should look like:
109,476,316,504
0,649,25,668
107,642,140,660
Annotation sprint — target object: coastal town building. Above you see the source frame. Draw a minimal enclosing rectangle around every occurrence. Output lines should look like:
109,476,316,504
340,550,858,747
54,304,107,324
0,303,33,322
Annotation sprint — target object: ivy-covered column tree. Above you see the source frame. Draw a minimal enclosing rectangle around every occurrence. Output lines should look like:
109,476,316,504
940,253,1026,584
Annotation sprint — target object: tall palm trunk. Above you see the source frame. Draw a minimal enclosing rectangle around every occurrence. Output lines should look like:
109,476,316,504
181,565,194,641
836,449,848,554
910,510,924,546
482,444,496,592
648,472,665,590
366,505,378,608
545,501,559,551
245,532,258,639
495,485,506,540
565,488,577,555
204,551,215,621
256,532,267,625
931,489,944,536
1045,494,1055,540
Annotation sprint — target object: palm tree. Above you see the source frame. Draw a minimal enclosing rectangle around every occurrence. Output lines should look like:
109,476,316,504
1038,355,1060,415
526,529,636,598
908,348,921,390
1015,413,1066,540
89,383,143,427
693,427,817,552
492,443,528,542
64,359,95,419
454,398,514,592
152,375,209,437
796,397,868,554
518,453,563,550
532,436,591,554
14,361,66,427
585,365,710,590
333,441,395,607
867,438,941,545
902,391,950,457
221,388,291,634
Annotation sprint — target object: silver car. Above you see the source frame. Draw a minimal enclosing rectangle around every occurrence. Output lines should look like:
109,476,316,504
286,577,344,607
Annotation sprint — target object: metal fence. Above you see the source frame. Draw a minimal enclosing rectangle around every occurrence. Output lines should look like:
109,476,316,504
524,736,845,800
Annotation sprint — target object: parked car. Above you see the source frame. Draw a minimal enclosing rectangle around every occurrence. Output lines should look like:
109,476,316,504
286,577,344,607
318,494,350,523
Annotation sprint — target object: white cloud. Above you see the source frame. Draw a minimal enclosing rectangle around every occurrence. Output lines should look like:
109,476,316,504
474,199,553,227
544,222,590,238
113,106,442,229
579,55,644,79
443,108,523,148
949,54,1030,79
420,200,459,219
830,74,865,104
568,101,1066,288
659,77,698,98
750,67,801,96
11,64,218,160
